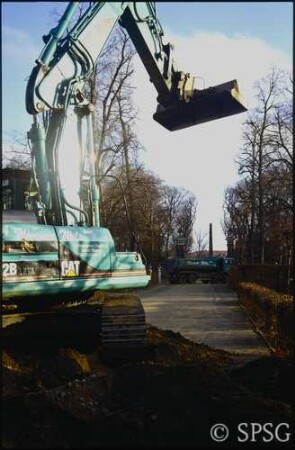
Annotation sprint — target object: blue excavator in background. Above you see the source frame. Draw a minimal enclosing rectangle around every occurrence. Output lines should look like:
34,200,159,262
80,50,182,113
2,2,247,351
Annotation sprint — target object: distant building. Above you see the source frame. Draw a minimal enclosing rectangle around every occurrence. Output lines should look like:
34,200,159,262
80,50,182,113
2,168,31,210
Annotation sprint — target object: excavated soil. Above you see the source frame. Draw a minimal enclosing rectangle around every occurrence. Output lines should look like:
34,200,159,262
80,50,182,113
2,323,294,449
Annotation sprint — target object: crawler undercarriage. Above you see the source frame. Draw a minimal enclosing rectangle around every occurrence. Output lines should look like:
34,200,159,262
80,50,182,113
2,292,146,356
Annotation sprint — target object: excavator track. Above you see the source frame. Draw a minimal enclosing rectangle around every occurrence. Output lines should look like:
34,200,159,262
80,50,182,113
100,294,146,348
2,292,146,358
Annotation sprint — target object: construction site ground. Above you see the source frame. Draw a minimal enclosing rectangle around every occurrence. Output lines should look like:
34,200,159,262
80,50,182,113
139,282,271,365
2,283,294,449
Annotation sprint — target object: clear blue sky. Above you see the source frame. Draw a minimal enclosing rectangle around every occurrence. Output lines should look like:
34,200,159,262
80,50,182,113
157,2,293,55
2,2,293,51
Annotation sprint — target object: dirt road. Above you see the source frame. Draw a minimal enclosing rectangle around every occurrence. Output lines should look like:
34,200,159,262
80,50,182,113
138,282,270,364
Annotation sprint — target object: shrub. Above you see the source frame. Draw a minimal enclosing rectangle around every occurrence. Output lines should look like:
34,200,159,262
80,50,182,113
237,282,294,357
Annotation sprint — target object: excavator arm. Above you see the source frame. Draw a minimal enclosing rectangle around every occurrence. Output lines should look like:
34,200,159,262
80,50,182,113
26,2,246,123
25,1,246,228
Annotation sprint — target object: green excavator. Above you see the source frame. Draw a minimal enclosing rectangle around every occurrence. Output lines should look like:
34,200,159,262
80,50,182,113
2,2,247,352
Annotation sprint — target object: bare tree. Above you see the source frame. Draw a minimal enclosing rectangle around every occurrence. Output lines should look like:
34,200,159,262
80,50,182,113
161,186,183,258
223,181,252,262
175,192,198,256
100,165,198,263
194,231,208,256
235,68,292,263
3,132,31,170
268,71,293,172
88,28,139,180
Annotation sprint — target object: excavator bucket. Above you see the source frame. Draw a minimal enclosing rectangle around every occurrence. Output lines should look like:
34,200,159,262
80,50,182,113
153,80,247,131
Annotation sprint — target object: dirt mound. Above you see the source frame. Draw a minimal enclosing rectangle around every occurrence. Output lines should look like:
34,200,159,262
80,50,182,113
2,324,293,449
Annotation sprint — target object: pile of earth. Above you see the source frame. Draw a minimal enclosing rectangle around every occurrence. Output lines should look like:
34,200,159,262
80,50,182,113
2,323,293,449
